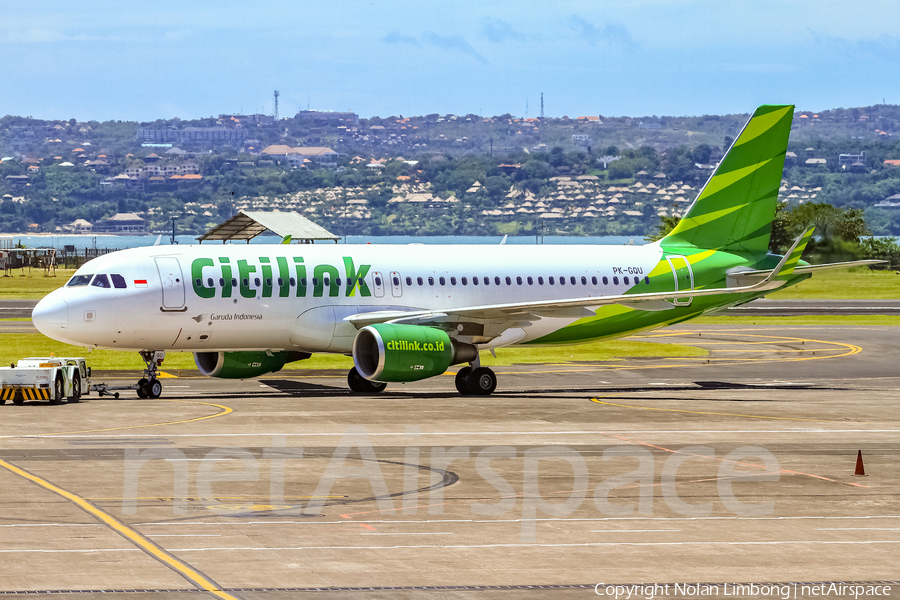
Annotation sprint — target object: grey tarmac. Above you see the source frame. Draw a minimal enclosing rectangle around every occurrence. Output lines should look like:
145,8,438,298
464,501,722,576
0,323,898,599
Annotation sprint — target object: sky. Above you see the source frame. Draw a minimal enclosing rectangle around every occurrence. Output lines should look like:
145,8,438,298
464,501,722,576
3,0,900,122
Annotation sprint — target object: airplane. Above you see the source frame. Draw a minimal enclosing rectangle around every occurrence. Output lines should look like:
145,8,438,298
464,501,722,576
31,105,877,398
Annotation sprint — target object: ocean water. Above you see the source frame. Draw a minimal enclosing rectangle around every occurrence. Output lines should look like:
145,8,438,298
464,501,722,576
2,234,645,250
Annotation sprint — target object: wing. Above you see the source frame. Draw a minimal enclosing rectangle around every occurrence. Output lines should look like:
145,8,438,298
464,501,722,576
345,228,817,341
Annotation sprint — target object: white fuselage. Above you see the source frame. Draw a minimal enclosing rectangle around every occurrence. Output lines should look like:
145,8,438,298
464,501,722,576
33,243,668,354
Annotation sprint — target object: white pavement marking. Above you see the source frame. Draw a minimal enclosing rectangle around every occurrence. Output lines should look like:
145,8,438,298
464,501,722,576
360,532,455,536
20,429,900,438
168,540,900,551
590,530,682,533
139,515,900,527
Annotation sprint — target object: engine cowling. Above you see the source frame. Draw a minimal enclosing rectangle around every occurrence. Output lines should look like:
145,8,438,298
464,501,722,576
194,350,310,379
352,324,477,383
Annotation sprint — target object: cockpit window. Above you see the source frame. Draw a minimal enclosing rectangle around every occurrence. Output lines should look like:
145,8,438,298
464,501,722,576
67,274,93,287
91,274,111,288
111,274,127,289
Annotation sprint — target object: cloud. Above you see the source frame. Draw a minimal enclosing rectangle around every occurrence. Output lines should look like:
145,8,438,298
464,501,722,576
0,29,68,43
383,31,419,46
566,15,637,51
423,32,488,64
811,31,900,63
480,18,525,43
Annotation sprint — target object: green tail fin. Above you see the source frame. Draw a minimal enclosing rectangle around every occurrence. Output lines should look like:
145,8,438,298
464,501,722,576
662,104,794,254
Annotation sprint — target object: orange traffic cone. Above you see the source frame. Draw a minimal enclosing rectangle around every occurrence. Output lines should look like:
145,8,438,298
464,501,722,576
854,450,866,476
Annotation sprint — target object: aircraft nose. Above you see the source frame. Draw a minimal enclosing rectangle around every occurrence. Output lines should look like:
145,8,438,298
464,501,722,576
32,293,69,335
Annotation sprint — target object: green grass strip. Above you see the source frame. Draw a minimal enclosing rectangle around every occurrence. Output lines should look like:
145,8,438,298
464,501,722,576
0,333,707,372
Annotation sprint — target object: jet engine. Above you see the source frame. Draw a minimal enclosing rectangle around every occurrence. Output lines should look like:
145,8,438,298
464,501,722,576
352,323,477,383
194,350,310,379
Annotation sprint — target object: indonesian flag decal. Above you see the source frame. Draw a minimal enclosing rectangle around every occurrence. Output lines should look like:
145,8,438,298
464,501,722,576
134,278,149,287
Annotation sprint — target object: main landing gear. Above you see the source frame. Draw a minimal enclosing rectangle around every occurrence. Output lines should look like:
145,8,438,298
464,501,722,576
91,350,165,399
347,367,387,394
454,351,497,396
454,365,497,396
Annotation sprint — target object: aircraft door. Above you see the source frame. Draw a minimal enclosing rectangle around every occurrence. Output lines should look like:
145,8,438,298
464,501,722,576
390,271,403,297
155,257,186,310
371,271,385,298
666,255,693,306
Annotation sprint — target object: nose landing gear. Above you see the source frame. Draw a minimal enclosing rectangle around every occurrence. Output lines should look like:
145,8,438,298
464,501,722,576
91,350,165,399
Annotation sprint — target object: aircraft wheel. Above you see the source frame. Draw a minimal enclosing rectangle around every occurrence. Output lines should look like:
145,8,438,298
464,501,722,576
68,373,81,403
467,367,497,396
136,378,149,399
347,367,367,393
50,375,64,405
147,379,162,399
348,367,387,394
12,392,24,406
455,367,473,395
365,379,387,393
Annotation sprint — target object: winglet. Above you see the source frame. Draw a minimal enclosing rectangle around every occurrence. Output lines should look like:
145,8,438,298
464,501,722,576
773,225,815,281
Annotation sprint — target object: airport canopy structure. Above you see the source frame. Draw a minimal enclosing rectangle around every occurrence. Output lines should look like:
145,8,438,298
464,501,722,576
197,210,340,244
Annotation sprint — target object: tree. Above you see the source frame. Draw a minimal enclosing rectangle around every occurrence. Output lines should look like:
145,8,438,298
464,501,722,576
644,213,681,242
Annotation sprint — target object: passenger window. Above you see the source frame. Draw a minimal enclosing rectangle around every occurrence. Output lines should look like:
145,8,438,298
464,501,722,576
335,277,341,286
462,277,468,285
111,274,127,289
347,277,354,286
613,276,619,285
572,277,578,285
374,276,381,286
527,276,533,285
289,277,296,286
645,276,650,284
276,278,283,287
208,278,215,287
505,276,512,285
428,277,434,286
472,277,479,286
91,274,111,288
538,276,544,285
254,277,262,287
624,276,630,285
549,276,555,285
559,276,565,286
312,277,319,287
300,278,307,287
592,276,598,285
582,276,588,285
417,277,423,286
484,277,490,286
67,274,94,287
219,277,225,287
495,276,501,285
450,277,457,285
439,276,446,285
232,278,238,287
602,276,609,285
393,276,400,286
406,276,412,286
516,276,522,285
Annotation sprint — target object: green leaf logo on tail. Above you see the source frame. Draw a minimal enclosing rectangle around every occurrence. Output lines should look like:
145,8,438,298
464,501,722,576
662,104,794,255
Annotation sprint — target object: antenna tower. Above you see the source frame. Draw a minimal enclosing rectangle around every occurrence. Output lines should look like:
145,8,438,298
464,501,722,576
540,92,544,120
273,90,280,120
